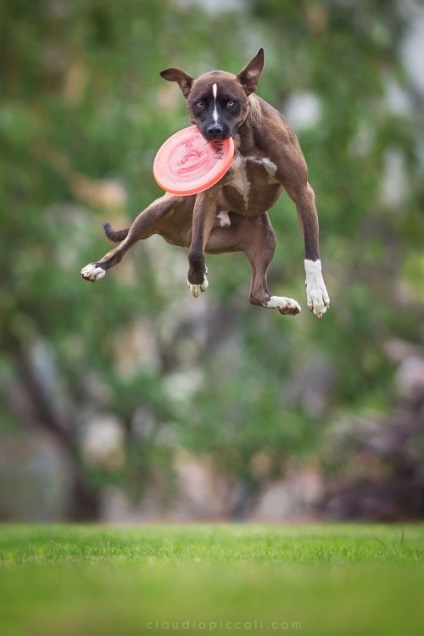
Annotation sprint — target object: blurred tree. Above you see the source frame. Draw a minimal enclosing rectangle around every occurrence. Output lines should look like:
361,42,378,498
0,0,267,519
0,0,423,520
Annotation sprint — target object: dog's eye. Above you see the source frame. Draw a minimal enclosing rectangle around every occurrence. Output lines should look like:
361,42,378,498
195,100,206,110
225,99,236,109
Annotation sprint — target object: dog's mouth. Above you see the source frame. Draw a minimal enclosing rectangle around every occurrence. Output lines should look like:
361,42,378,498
202,121,244,142
199,122,235,143
202,130,230,142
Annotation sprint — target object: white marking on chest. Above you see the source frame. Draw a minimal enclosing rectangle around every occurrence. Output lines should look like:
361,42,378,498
227,155,250,207
246,156,279,183
212,83,219,125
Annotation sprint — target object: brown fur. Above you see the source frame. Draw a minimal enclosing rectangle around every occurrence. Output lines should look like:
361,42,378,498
81,49,330,318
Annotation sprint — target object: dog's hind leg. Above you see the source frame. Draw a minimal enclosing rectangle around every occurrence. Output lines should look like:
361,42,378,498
242,213,301,316
81,194,184,282
205,212,301,316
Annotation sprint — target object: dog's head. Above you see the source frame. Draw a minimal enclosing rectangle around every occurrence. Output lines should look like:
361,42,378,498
160,48,265,142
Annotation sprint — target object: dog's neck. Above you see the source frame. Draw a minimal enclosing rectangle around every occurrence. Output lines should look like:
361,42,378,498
233,94,261,153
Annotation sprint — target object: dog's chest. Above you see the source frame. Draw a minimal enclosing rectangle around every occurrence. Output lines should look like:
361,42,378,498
220,153,281,214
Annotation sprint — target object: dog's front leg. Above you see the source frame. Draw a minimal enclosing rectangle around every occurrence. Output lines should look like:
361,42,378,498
287,182,330,319
187,189,218,297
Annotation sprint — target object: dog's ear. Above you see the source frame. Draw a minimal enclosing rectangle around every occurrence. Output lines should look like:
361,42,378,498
237,48,265,96
160,67,194,99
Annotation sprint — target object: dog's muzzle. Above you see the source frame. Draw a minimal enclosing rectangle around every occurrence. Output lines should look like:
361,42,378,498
203,123,230,142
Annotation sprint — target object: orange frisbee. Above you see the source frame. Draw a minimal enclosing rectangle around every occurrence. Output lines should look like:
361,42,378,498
153,125,234,196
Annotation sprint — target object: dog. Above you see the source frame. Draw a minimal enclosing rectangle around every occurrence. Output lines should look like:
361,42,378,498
81,48,330,319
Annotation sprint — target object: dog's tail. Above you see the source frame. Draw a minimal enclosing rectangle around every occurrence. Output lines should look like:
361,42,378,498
103,222,129,242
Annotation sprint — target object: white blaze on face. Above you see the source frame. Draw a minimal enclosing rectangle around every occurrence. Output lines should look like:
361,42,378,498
212,82,219,124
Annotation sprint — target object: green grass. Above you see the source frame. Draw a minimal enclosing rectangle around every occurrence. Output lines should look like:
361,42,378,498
1,524,423,635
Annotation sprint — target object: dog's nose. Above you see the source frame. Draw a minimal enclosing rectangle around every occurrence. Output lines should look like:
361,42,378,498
206,124,224,139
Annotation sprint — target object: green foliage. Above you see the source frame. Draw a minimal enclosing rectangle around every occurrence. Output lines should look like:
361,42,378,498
1,0,423,516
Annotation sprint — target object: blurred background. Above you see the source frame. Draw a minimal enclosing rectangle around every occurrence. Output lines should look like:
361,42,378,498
1,0,424,523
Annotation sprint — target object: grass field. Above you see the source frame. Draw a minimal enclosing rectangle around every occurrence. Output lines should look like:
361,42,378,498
0,524,423,635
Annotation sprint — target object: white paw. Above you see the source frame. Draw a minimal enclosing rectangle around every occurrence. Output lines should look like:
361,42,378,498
266,296,301,316
81,263,106,282
305,259,330,319
216,211,231,227
187,270,209,298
